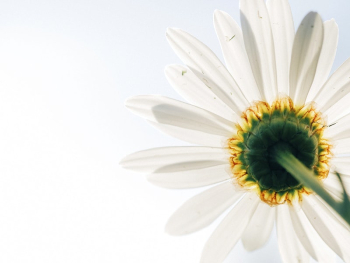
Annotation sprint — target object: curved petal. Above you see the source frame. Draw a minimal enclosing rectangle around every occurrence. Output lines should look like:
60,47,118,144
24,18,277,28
289,12,324,105
120,146,229,173
307,20,339,102
289,206,335,263
276,205,309,263
164,64,236,121
241,202,275,251
302,195,350,262
166,28,249,114
213,10,261,102
147,164,231,189
314,57,350,114
165,181,243,236
126,95,235,146
240,0,277,102
324,112,350,140
266,0,294,95
200,193,259,263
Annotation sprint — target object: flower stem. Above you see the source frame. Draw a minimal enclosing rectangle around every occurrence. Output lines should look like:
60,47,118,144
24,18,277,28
276,151,350,226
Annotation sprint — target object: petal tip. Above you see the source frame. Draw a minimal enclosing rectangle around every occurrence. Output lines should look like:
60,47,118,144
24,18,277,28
305,11,322,20
164,222,180,236
118,155,129,167
124,96,137,108
213,9,221,16
166,27,180,36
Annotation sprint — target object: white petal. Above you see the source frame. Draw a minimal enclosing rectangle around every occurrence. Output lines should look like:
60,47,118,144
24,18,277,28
200,193,259,263
332,156,350,173
266,0,294,95
314,57,350,115
323,179,344,202
147,164,231,189
241,202,275,251
289,12,324,105
147,121,223,147
213,10,261,102
332,138,350,155
120,146,229,173
324,112,350,140
314,191,350,231
328,170,350,184
126,95,235,146
166,28,249,114
302,195,350,262
323,173,350,216
165,64,236,121
276,205,309,263
165,181,243,236
307,20,339,102
324,95,350,123
289,206,335,263
240,0,277,102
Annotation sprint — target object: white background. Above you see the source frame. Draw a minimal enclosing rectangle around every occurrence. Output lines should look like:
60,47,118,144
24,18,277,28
0,0,349,262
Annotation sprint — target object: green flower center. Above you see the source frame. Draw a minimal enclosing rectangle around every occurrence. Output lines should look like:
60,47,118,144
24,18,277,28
228,98,331,205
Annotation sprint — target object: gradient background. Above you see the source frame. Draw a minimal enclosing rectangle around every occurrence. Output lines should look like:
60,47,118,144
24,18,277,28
0,0,348,262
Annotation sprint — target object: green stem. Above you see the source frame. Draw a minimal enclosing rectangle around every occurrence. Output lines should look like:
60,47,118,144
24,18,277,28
276,151,350,226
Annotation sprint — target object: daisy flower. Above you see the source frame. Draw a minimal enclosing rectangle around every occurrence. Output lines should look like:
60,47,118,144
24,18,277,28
121,0,350,262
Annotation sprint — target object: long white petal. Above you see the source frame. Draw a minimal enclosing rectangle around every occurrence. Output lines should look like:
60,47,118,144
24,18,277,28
323,177,343,201
314,57,350,115
120,146,229,173
328,170,350,183
266,0,294,95
241,202,275,251
289,206,335,263
332,138,350,155
324,112,350,140
302,195,350,262
213,10,261,102
276,205,309,263
147,164,231,189
307,20,339,102
126,95,235,146
240,0,277,102
323,96,350,124
165,181,243,236
147,121,223,147
165,64,236,121
166,28,249,114
324,172,350,196
289,12,324,105
200,193,259,263
330,169,350,178
324,95,350,123
332,156,350,174
314,191,350,231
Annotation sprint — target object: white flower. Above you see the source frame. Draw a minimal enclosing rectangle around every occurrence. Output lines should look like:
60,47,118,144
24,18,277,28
121,0,350,262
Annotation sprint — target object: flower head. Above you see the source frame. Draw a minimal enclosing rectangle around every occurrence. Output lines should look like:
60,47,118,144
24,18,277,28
121,0,350,262
229,97,332,206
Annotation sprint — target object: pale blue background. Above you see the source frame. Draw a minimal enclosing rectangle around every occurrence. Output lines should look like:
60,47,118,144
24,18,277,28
0,0,348,262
